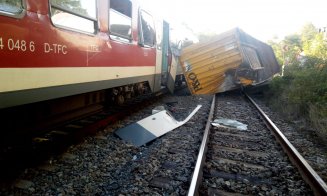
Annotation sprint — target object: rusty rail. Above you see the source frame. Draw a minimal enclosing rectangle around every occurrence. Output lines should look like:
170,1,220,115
245,93,327,196
188,95,215,196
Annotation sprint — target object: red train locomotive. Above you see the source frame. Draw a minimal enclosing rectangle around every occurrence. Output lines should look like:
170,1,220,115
0,0,177,135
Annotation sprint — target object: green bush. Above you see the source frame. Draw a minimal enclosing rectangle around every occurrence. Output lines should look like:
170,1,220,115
266,23,327,141
266,56,327,140
309,104,327,142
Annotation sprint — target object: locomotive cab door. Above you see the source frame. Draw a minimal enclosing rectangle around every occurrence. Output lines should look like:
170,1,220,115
153,19,164,92
154,20,175,93
162,21,176,93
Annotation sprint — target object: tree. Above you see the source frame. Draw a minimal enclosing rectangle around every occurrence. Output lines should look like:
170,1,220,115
51,0,87,16
197,32,219,42
267,40,283,65
2,0,20,5
300,23,327,60
281,34,302,65
266,23,327,141
301,22,317,42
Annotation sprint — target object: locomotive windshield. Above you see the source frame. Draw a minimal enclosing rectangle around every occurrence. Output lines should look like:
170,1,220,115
50,0,97,33
139,10,155,47
0,0,23,14
50,0,96,19
109,0,132,41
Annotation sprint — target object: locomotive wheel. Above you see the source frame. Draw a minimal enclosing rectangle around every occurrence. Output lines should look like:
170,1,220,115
116,95,125,105
136,83,145,95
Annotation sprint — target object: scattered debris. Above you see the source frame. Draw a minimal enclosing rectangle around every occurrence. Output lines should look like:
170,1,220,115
115,105,202,146
152,106,165,114
165,101,178,107
94,135,107,140
61,153,77,160
38,164,57,172
14,180,34,189
211,118,248,130
149,177,173,190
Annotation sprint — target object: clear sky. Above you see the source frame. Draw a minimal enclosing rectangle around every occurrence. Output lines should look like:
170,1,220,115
139,0,327,42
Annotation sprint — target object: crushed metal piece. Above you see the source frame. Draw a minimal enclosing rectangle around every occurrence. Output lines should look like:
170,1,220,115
61,153,77,160
38,164,57,172
115,105,202,146
211,118,247,130
152,106,165,114
94,135,107,140
14,180,34,189
149,177,173,190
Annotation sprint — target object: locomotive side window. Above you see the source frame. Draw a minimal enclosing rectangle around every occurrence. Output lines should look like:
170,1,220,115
0,0,23,15
50,0,97,34
109,0,132,41
139,10,155,47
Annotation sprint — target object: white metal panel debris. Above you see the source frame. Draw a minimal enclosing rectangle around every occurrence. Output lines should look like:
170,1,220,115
115,105,202,146
211,118,248,130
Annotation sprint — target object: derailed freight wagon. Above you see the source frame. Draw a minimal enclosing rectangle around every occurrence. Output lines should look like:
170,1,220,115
179,28,280,94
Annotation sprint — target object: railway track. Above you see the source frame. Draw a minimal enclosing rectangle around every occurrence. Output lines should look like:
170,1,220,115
1,90,326,195
1,89,214,195
189,92,327,195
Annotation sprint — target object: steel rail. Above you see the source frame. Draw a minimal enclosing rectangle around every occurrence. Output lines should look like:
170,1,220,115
188,95,215,196
245,93,327,196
